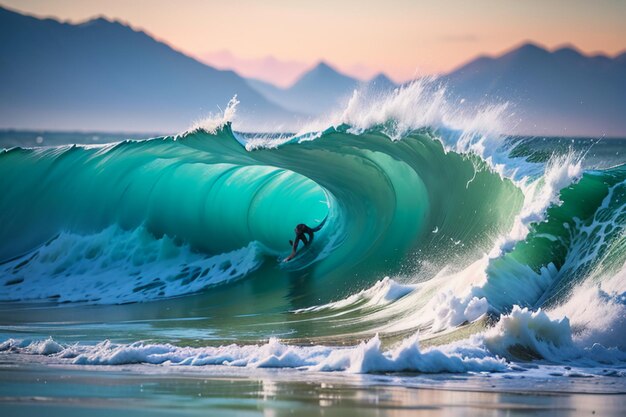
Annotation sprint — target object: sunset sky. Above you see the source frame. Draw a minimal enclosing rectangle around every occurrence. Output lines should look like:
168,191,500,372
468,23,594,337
4,0,626,86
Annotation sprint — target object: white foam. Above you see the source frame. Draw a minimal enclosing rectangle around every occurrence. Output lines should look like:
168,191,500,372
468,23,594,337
297,264,626,368
0,334,508,374
32,337,65,355
364,259,495,335
548,277,626,350
0,337,64,355
483,306,577,361
239,78,526,183
431,292,489,333
4,303,625,374
482,305,626,364
294,276,416,313
288,78,513,143
311,334,507,373
0,225,264,304
490,152,583,257
184,95,240,135
291,271,491,341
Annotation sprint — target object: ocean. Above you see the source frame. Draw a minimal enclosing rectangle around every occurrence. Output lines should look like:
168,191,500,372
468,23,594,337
1,85,625,416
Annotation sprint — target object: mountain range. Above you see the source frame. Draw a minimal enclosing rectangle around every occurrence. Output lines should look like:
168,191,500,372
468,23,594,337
1,5,625,136
442,42,626,137
247,62,396,116
255,43,626,137
0,6,296,133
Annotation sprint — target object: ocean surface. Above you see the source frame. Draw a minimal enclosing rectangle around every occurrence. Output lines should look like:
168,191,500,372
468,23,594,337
1,85,625,415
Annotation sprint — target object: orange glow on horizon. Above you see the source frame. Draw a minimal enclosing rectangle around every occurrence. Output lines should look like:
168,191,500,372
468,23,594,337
3,0,625,84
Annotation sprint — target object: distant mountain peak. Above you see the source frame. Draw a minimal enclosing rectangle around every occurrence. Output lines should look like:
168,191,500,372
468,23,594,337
370,73,391,82
80,15,112,25
501,42,549,60
517,41,546,52
77,15,129,31
311,61,337,74
444,39,626,137
0,5,296,132
367,73,397,89
554,43,581,53
92,15,112,23
294,61,352,86
553,44,585,58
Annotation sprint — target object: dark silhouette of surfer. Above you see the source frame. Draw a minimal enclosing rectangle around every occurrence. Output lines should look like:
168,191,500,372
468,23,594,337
283,218,326,262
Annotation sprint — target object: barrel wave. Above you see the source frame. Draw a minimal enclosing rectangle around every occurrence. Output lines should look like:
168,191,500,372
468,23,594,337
0,124,522,305
1,115,626,379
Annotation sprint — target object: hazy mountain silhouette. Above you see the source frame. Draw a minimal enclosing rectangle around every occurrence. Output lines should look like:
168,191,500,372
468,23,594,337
367,73,397,91
2,6,624,136
249,42,626,136
247,62,397,115
0,6,296,132
443,42,626,136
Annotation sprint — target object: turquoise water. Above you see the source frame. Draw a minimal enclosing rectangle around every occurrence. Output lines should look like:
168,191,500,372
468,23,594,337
1,126,625,415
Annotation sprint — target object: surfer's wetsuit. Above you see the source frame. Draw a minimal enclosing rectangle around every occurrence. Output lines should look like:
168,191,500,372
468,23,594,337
283,221,325,262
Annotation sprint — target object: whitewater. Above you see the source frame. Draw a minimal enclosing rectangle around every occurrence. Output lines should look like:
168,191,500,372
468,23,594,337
1,81,625,414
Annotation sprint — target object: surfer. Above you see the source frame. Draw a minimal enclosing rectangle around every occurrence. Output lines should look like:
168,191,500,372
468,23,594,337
283,219,326,262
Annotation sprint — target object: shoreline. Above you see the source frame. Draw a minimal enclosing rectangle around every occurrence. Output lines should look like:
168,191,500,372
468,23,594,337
1,358,625,417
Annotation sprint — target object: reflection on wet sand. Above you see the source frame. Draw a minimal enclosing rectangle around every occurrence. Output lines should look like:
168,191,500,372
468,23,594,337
1,362,623,417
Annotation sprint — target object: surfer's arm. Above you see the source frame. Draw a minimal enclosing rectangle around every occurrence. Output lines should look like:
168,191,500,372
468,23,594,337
311,217,327,232
284,236,303,262
283,250,297,262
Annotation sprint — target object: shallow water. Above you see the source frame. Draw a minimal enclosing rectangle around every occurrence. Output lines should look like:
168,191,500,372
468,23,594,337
2,360,625,417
